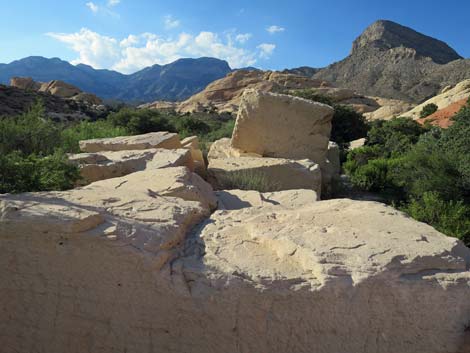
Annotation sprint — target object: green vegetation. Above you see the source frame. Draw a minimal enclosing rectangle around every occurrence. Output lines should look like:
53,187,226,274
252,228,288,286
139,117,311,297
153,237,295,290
0,101,234,194
419,103,438,118
219,170,281,192
344,111,470,246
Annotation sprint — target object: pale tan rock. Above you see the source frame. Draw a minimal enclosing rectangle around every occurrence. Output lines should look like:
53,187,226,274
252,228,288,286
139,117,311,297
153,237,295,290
208,156,322,194
216,188,318,210
402,79,470,120
349,137,366,149
138,101,178,111
1,190,469,353
181,135,199,149
39,80,82,98
207,138,261,162
231,89,334,164
0,167,215,268
69,148,194,184
177,70,330,114
364,97,414,120
88,166,217,210
79,131,182,153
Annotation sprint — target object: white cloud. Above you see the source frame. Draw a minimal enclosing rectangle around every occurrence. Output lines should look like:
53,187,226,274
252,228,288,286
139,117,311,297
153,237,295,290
47,28,275,73
47,28,120,69
266,25,285,34
107,0,120,6
164,15,180,30
235,33,252,44
86,2,99,13
257,43,276,59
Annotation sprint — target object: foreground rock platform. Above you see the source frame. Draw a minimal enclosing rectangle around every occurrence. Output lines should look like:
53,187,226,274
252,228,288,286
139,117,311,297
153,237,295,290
1,176,469,353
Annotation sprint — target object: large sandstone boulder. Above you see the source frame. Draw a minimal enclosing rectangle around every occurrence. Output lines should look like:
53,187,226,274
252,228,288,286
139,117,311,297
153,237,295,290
79,131,182,153
1,192,469,353
363,97,414,120
208,155,322,194
69,148,194,184
231,89,334,164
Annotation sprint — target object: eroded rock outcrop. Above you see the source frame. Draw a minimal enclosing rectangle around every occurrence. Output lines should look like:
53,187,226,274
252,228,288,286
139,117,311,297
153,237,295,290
1,190,469,353
69,148,194,185
403,79,470,120
10,77,102,105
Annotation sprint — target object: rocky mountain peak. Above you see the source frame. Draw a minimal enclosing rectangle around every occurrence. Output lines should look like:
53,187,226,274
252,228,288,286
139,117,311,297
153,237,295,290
351,20,462,64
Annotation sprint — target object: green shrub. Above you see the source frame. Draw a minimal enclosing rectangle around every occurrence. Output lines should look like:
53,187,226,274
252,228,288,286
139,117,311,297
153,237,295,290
0,150,80,193
61,120,129,153
107,108,175,135
219,170,281,192
366,117,428,157
403,192,470,245
419,103,438,118
0,100,61,156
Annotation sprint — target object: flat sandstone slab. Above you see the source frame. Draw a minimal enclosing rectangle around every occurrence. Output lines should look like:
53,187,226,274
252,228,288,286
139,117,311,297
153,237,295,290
79,131,182,153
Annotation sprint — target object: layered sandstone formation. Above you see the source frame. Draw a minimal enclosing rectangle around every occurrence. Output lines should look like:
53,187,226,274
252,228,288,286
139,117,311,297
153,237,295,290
403,79,470,120
10,77,102,105
142,70,411,120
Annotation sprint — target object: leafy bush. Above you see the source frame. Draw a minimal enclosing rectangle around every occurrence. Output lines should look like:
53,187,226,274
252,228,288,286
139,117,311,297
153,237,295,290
219,170,281,192
61,120,129,153
0,101,61,156
402,192,470,245
107,108,176,135
419,103,438,118
0,150,80,193
366,117,428,157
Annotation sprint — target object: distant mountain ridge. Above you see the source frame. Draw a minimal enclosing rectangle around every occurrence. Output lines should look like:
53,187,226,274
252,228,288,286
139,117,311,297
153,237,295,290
0,56,231,103
297,20,470,103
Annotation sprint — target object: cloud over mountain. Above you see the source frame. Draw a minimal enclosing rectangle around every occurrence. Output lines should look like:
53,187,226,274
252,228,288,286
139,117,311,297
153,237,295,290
47,28,275,73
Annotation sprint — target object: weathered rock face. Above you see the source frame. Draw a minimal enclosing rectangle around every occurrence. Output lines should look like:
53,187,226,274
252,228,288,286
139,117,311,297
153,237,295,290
79,131,182,153
231,89,334,164
68,148,194,184
1,193,469,353
417,97,468,128
10,77,102,105
208,155,322,194
403,79,470,120
363,96,414,120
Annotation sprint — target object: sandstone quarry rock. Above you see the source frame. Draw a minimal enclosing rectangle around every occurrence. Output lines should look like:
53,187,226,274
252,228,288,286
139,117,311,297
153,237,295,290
69,148,194,184
216,188,319,210
402,79,470,120
323,141,341,193
231,89,334,164
208,155,322,194
349,137,366,149
1,193,469,353
79,131,182,153
207,137,262,162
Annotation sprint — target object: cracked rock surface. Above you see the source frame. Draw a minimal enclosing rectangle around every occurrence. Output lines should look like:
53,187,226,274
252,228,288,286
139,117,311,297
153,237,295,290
1,168,470,352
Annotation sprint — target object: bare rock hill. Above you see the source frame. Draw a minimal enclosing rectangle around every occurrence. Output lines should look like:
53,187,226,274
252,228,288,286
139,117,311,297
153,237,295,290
313,20,470,103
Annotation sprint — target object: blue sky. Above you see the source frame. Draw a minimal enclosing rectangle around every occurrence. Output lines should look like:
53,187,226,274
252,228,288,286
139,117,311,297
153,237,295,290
1,0,469,73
